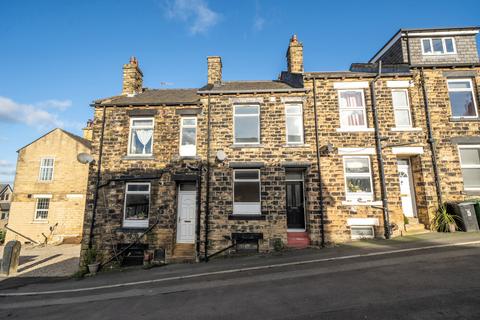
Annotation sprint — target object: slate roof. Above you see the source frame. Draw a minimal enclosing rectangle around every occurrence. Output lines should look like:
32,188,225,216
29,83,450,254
0,184,9,194
93,89,200,106
198,80,305,93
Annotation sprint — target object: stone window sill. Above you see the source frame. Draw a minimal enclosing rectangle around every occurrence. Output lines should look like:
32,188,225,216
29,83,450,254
117,227,149,233
283,144,311,148
390,127,422,132
122,155,155,160
231,144,264,149
342,201,382,206
336,128,375,133
228,214,266,220
32,220,48,224
449,117,480,122
464,190,480,196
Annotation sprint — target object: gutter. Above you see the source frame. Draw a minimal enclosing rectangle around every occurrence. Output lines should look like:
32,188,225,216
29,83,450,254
370,62,391,239
197,88,307,95
88,106,106,248
312,78,325,247
420,69,443,205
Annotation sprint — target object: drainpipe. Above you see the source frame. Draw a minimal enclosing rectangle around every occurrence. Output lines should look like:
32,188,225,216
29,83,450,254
204,94,211,262
312,78,325,247
88,105,106,248
195,163,202,262
420,69,443,205
370,62,391,239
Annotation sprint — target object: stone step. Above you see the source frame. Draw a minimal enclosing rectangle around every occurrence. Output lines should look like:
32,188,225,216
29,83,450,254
405,217,419,225
287,232,310,249
404,223,429,234
171,243,195,263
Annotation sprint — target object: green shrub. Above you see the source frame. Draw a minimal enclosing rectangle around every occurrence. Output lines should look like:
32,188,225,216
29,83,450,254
431,205,460,232
273,238,284,252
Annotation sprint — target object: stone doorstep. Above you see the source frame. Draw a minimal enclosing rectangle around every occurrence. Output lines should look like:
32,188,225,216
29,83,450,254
169,243,195,263
404,223,429,234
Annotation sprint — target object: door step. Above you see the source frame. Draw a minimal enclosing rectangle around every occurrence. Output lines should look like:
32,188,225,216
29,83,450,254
287,232,310,249
170,243,195,263
404,223,429,235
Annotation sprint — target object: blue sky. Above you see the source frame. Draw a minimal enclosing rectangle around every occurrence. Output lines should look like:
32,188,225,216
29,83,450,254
0,0,479,185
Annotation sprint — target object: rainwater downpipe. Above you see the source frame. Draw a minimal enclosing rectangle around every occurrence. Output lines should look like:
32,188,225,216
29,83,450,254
204,94,211,262
370,62,391,239
312,77,325,247
88,105,106,248
420,69,443,205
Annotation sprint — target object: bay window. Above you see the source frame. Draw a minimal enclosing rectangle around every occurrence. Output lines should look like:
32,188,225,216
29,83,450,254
123,183,150,228
233,169,261,215
343,156,373,201
458,146,480,191
128,118,154,156
447,79,478,118
338,90,367,129
234,105,260,144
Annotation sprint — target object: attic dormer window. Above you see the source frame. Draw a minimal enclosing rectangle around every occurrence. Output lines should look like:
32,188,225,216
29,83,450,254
421,38,456,55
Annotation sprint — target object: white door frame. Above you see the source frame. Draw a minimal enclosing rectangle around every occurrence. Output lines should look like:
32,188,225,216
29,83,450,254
176,185,197,243
397,158,417,218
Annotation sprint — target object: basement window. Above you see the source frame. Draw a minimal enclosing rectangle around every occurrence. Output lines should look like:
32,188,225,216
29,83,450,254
233,169,261,215
128,118,154,156
351,226,375,240
447,79,478,118
123,183,150,228
458,145,480,191
421,38,456,55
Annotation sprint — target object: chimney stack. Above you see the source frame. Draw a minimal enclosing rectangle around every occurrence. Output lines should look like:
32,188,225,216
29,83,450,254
82,119,93,141
286,35,304,73
122,56,143,96
207,56,222,85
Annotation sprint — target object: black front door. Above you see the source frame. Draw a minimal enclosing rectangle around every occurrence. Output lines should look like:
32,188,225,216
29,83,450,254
286,181,305,229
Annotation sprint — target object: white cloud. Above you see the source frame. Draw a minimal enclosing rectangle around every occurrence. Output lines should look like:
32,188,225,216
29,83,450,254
0,96,66,130
165,0,220,35
253,0,265,31
36,99,72,111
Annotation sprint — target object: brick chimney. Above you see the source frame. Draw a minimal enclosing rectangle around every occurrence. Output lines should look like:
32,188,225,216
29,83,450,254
207,56,222,85
82,119,93,141
122,56,143,96
286,35,304,73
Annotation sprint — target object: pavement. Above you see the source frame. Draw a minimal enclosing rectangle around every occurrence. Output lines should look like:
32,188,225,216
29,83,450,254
0,244,80,282
0,232,480,319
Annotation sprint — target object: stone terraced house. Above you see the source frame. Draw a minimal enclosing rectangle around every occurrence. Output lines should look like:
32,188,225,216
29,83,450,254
83,26,480,263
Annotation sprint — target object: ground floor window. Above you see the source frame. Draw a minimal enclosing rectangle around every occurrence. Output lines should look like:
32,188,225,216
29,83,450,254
35,198,50,220
458,145,480,191
343,156,373,201
233,169,261,215
123,182,150,228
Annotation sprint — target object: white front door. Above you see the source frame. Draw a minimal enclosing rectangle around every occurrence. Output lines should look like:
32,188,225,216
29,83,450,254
397,159,416,218
176,186,196,243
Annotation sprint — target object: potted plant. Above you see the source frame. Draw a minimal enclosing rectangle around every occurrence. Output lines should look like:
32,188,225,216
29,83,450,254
431,205,460,233
84,248,101,275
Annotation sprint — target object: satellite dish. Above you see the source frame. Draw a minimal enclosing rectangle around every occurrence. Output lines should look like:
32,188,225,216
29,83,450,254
77,153,94,164
216,150,227,162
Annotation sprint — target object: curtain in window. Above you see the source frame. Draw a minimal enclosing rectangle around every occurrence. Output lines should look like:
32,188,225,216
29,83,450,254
135,129,153,154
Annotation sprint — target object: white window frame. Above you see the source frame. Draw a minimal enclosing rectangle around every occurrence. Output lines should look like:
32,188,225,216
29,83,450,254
233,169,261,215
337,89,368,129
421,37,457,55
447,78,478,119
127,117,154,156
458,145,480,191
38,157,55,182
179,117,197,157
34,197,50,221
391,89,413,128
285,103,304,144
123,182,151,228
343,156,374,202
350,225,375,240
233,105,260,145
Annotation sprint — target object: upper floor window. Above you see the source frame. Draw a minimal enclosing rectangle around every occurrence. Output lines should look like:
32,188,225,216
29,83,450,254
233,169,261,215
285,104,304,144
234,105,260,144
35,197,50,220
338,90,367,129
343,156,373,202
447,79,478,118
392,89,412,128
123,182,150,228
458,146,480,191
180,117,197,157
39,158,54,181
421,38,456,55
128,118,154,156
